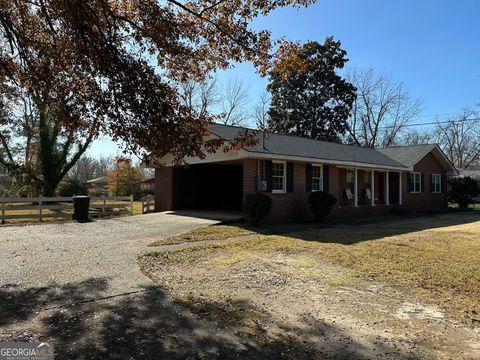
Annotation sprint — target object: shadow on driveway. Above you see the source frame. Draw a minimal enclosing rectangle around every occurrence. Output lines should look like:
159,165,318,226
0,277,420,359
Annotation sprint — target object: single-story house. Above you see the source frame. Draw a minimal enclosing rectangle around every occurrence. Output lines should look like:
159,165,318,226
86,175,109,191
139,177,155,194
153,124,457,222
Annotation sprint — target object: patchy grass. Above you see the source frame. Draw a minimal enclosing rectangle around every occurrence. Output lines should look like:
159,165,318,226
131,201,143,215
149,224,255,246
141,211,480,326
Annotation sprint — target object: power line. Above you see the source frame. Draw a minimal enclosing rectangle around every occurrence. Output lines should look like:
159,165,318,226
412,111,467,118
353,116,480,132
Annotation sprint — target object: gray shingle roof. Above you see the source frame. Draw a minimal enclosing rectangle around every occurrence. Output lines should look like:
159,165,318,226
376,144,436,167
209,124,407,169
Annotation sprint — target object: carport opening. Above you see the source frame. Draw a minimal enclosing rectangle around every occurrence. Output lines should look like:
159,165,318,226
172,162,243,211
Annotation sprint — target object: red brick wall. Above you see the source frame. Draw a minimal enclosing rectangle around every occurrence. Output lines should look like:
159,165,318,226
329,165,340,202
241,161,399,223
404,153,447,210
264,162,312,223
154,166,173,212
242,154,447,223
243,159,257,195
337,168,347,205
242,160,312,223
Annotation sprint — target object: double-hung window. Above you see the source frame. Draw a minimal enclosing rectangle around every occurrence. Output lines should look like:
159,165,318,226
311,164,323,192
409,172,422,193
272,161,286,193
432,174,441,193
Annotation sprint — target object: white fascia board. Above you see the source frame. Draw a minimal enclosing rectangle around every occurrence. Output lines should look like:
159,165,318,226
246,151,407,171
159,149,245,166
156,148,407,171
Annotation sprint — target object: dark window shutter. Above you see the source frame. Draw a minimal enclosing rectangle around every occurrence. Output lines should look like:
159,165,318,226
441,174,445,193
430,174,433,193
265,160,272,192
323,165,329,193
305,164,312,193
421,173,425,193
407,172,413,192
287,162,294,193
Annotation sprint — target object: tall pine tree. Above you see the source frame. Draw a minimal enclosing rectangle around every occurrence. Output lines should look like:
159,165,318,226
267,38,356,142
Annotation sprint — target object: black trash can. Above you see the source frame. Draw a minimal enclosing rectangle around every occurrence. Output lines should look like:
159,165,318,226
73,195,90,222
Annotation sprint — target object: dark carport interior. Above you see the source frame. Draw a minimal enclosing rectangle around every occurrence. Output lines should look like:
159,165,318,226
172,163,243,211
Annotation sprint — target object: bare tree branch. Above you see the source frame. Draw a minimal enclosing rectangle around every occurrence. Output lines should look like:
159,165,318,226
434,109,480,169
220,78,249,126
345,67,422,148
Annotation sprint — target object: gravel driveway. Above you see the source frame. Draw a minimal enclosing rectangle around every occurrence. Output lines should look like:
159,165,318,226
0,211,273,359
1,211,237,292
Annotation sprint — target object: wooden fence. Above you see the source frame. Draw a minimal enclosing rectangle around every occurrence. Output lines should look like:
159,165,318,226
0,195,133,224
141,195,155,214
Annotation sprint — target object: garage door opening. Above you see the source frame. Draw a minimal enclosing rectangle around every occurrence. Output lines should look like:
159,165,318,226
172,163,243,211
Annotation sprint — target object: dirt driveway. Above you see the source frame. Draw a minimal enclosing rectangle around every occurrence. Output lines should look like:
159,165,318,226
1,211,270,359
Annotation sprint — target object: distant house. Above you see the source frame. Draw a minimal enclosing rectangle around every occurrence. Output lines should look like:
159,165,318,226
86,175,109,192
139,177,155,194
153,124,457,223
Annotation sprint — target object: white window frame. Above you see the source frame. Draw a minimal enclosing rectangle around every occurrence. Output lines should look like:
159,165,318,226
272,161,286,193
432,174,442,193
311,164,323,192
410,172,422,193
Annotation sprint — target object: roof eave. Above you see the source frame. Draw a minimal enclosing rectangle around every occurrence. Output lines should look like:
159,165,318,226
245,150,407,171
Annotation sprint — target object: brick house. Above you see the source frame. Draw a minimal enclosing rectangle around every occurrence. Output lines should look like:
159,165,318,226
154,124,457,222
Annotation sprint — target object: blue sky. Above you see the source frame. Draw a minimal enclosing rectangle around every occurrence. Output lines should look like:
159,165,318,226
89,0,480,156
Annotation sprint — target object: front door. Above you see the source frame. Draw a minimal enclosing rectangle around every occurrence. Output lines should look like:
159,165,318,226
378,172,385,203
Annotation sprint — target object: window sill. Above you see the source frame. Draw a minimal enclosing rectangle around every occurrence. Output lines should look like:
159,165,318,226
272,190,286,194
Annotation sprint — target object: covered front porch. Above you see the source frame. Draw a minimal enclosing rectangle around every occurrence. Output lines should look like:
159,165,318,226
336,167,404,208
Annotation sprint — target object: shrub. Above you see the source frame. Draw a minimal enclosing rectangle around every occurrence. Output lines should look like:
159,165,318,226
448,176,479,208
88,187,107,197
243,192,272,226
58,179,88,197
308,191,337,222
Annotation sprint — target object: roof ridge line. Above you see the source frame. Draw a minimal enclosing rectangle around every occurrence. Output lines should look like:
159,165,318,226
212,123,405,154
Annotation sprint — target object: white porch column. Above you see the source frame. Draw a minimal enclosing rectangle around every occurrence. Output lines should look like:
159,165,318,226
385,171,390,205
371,170,375,206
354,168,358,207
399,172,403,205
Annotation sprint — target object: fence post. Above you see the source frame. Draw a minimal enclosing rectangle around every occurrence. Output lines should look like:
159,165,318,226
39,198,43,222
102,197,106,214
1,200,4,224
130,194,134,215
